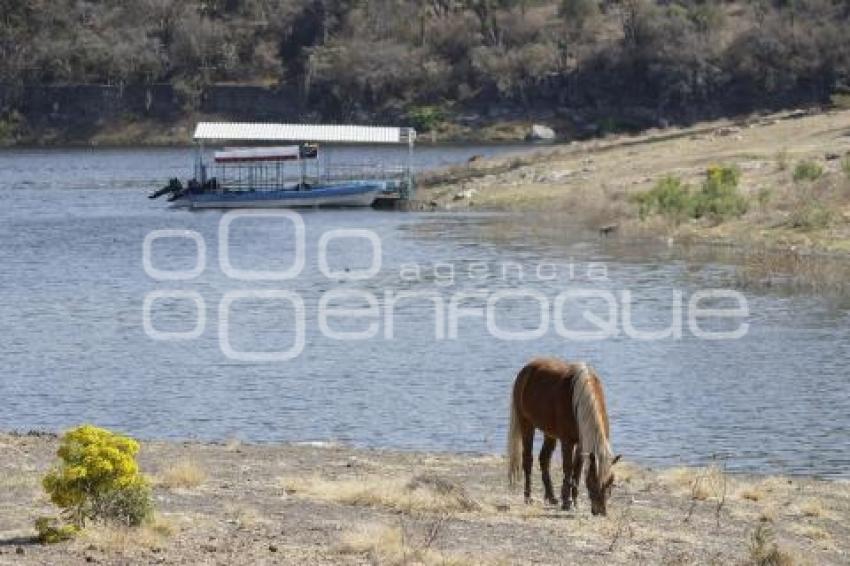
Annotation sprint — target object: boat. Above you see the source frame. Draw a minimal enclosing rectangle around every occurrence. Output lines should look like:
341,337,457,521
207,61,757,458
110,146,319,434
149,122,416,209
150,144,383,208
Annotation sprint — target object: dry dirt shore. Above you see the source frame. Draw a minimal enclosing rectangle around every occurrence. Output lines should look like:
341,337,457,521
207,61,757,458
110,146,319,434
1,432,847,565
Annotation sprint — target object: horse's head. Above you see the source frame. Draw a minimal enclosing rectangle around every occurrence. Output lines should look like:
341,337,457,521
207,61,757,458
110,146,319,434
586,452,621,516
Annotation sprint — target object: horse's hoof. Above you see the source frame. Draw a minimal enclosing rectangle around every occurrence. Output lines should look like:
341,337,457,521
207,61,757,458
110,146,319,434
545,497,559,506
561,502,573,511
524,496,533,504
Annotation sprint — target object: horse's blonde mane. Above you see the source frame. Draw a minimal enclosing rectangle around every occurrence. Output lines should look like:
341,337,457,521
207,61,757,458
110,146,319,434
571,363,614,481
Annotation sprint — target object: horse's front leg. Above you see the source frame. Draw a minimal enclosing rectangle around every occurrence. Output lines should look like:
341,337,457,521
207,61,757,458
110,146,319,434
539,436,558,505
561,442,580,510
570,447,583,509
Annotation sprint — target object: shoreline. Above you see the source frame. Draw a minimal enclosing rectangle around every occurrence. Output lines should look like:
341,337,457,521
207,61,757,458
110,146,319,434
2,431,847,564
417,109,850,296
2,429,842,481
420,109,850,253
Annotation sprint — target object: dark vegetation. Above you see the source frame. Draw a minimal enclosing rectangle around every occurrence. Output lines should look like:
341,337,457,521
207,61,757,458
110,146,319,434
1,0,850,136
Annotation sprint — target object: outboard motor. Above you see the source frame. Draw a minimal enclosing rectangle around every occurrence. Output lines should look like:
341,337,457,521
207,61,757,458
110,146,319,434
166,187,188,202
149,178,183,199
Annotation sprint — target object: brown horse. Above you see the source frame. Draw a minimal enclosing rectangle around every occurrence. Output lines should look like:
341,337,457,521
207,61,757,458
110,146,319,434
507,358,621,515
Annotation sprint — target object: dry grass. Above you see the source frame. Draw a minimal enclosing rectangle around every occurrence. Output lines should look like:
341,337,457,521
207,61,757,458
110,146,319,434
738,486,766,502
734,248,850,297
505,502,548,518
157,460,207,489
660,465,727,501
758,505,779,523
776,149,789,171
0,471,39,492
734,477,783,502
789,523,833,545
746,523,796,566
281,474,481,513
659,467,699,490
612,460,641,484
691,467,727,516
75,517,174,553
796,498,828,519
337,523,477,566
223,503,265,528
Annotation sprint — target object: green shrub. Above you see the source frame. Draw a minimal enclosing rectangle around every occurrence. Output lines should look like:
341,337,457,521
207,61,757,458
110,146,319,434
633,165,747,222
34,517,79,544
793,160,823,182
633,176,692,220
692,165,748,219
407,106,445,133
42,425,153,528
841,155,850,179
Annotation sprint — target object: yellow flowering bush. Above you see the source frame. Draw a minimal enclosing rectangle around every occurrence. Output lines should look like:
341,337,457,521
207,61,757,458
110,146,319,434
42,425,152,528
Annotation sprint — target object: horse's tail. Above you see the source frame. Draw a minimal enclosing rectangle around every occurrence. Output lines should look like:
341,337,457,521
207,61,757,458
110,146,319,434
507,376,524,488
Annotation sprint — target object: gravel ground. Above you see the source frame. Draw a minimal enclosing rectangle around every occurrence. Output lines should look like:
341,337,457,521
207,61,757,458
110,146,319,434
1,432,847,565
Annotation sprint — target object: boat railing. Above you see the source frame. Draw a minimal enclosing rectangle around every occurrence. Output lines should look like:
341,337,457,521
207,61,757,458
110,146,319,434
206,161,411,195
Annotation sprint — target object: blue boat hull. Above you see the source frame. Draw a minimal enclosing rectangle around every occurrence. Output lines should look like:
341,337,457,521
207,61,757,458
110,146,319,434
173,181,384,209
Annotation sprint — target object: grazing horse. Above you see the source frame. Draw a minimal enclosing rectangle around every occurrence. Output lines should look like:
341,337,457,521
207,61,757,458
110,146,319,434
507,358,621,515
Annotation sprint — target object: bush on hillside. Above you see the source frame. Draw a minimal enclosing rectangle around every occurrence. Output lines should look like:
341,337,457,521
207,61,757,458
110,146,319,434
634,165,747,222
692,165,747,219
633,176,693,220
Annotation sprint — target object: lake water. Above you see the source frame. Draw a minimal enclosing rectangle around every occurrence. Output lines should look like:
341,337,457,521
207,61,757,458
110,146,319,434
1,146,848,478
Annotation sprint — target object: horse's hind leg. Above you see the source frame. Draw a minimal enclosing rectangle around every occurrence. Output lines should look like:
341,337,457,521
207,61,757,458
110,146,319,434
539,436,558,505
521,424,535,503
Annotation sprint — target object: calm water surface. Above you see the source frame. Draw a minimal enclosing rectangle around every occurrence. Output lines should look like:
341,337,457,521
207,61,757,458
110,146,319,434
1,147,848,477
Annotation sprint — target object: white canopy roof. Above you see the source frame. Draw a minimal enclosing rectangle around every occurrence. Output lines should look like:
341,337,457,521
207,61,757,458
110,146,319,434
193,122,415,144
